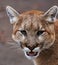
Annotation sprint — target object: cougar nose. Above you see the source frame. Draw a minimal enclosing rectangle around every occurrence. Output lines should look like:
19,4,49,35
26,44,38,50
26,46,34,50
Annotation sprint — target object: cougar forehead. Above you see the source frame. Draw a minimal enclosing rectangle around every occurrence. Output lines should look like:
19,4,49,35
13,11,44,34
21,15,42,30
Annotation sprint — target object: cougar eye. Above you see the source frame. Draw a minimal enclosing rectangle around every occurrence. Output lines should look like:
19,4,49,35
20,30,27,36
37,30,45,36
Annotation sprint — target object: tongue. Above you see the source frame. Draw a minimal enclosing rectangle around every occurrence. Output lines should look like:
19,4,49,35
29,52,35,56
27,52,38,56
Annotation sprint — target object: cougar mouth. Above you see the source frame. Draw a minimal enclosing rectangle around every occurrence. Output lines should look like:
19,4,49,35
26,51,38,56
23,47,41,59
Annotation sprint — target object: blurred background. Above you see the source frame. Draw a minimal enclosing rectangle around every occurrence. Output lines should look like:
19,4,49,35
0,0,58,65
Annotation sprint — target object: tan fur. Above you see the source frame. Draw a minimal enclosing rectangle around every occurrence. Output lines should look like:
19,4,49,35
12,10,56,65
6,6,58,65
12,10,55,47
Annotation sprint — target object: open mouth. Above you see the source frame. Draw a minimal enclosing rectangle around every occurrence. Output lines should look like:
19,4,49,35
26,51,38,56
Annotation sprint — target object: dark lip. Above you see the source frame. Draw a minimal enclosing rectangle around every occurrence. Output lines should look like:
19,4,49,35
26,52,38,56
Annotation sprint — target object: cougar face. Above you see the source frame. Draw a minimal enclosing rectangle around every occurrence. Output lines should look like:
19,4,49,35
6,6,58,60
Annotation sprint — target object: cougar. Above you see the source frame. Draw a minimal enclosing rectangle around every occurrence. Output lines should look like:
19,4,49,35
6,5,58,65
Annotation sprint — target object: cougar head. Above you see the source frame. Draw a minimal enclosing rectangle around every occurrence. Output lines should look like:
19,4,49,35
6,6,58,60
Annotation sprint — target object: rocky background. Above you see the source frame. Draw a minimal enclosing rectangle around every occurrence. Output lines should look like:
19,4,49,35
0,0,58,65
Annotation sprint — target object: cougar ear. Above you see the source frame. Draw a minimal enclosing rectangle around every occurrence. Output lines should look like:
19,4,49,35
43,6,58,23
6,6,19,24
